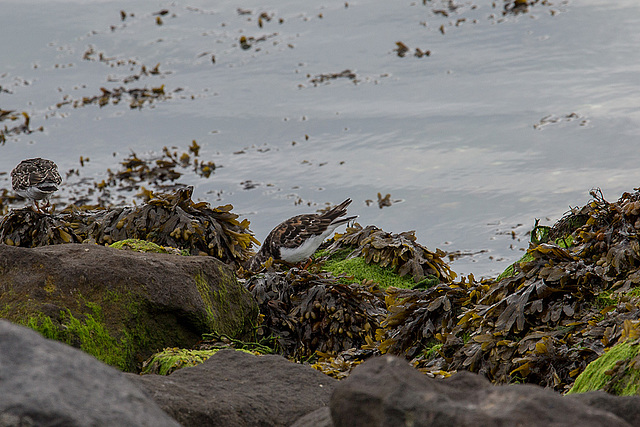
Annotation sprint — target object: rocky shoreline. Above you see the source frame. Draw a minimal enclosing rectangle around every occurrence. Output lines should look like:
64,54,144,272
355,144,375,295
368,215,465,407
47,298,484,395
3,319,639,426
3,187,640,425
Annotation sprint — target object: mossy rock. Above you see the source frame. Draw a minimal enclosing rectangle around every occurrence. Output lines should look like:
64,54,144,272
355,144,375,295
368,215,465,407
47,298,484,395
0,243,258,372
568,339,640,396
141,347,257,375
110,238,188,255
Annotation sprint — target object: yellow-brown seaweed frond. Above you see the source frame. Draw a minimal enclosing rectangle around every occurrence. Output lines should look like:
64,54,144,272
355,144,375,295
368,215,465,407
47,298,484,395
327,223,457,283
0,187,257,267
244,268,386,359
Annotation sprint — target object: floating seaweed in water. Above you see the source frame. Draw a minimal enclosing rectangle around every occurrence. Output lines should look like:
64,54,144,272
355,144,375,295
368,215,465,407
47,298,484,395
0,110,42,145
0,187,257,267
308,69,358,86
77,141,215,208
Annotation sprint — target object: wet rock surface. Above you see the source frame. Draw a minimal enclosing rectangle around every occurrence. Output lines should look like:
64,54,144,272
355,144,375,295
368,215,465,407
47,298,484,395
0,243,257,371
128,349,337,427
328,356,637,427
0,320,179,427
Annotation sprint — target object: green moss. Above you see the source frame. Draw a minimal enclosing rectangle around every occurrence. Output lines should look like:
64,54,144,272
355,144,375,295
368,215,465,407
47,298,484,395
497,252,534,281
141,347,256,375
319,249,418,289
568,340,640,395
64,307,133,370
195,272,216,325
110,238,188,255
194,269,258,340
18,291,151,372
24,302,134,371
26,312,61,340
594,290,618,309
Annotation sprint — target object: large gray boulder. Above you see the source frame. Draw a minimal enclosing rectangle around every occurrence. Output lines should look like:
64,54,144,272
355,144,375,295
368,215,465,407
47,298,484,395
329,355,636,427
128,349,337,426
0,320,179,427
0,243,258,371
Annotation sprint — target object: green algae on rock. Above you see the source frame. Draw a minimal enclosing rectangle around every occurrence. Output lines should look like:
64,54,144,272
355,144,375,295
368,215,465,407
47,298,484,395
110,238,188,255
568,338,640,396
0,243,258,372
142,348,220,376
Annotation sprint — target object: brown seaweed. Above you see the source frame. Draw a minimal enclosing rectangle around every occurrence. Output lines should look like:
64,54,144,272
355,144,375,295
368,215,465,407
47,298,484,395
0,187,257,267
245,268,386,359
326,223,457,283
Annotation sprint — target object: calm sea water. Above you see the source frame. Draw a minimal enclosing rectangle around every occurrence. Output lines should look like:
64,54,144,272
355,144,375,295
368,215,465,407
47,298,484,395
2,0,640,277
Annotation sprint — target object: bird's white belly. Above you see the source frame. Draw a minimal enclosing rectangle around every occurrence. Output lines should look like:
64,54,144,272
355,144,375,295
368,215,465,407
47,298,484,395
19,186,56,201
279,228,336,263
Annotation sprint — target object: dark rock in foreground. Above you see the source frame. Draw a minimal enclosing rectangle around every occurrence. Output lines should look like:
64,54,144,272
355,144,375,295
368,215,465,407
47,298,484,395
0,320,179,427
0,243,258,371
329,356,637,427
128,349,337,426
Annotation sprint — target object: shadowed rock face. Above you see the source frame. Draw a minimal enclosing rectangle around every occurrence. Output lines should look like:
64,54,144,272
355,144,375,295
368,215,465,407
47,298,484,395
0,320,180,427
0,243,258,371
328,355,639,427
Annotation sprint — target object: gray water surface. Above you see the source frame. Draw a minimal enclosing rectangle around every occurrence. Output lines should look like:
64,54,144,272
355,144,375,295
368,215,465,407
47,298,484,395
2,0,640,277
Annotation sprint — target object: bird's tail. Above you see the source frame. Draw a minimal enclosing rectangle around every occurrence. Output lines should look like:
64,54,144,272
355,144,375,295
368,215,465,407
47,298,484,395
325,198,358,225
325,198,352,219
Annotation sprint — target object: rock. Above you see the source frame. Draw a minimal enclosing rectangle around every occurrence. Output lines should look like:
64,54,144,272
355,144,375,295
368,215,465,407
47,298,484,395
566,390,640,426
290,407,333,427
0,319,179,426
128,349,337,427
0,243,258,371
330,355,633,427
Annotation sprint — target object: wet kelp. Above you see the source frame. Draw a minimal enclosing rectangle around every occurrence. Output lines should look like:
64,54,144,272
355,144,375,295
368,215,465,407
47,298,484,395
6,184,640,390
244,188,640,391
241,223,457,377
365,188,640,391
0,187,257,266
245,268,386,361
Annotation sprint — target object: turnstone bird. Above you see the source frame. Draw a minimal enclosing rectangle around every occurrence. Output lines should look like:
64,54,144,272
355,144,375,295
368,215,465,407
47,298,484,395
249,198,357,270
11,158,62,212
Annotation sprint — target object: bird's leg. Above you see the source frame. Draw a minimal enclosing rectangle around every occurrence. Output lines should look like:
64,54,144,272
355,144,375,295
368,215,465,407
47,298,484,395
300,257,313,270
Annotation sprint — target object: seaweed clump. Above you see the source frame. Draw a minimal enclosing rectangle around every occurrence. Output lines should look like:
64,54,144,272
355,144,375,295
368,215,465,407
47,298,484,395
326,223,457,284
260,188,640,391
245,268,386,361
0,187,257,266
375,188,640,391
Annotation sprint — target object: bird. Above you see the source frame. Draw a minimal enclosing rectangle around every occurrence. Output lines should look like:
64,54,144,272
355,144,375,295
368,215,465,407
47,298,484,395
11,158,62,212
248,198,357,270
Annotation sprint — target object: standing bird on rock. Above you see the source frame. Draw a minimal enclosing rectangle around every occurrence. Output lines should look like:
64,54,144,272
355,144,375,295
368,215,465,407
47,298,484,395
248,198,357,270
11,158,62,213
